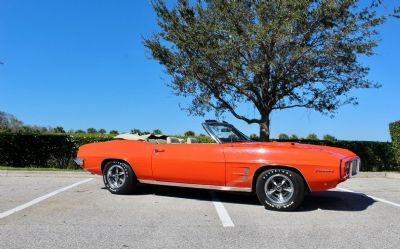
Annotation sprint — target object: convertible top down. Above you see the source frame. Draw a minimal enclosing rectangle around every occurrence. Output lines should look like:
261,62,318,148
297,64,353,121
75,120,359,211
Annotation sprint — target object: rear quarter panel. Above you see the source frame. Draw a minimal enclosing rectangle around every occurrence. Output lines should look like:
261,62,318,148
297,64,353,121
78,140,154,179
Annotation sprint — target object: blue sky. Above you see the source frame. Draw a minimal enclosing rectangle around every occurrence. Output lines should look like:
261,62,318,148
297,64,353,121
0,0,399,141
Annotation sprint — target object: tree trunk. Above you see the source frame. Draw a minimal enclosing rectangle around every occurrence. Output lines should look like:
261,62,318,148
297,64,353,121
259,114,270,141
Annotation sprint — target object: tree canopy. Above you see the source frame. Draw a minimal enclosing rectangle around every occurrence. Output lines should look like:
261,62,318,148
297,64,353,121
109,130,119,135
323,134,337,141
87,128,98,134
144,0,393,140
278,133,290,140
0,111,23,132
153,129,163,135
306,133,319,140
184,130,196,136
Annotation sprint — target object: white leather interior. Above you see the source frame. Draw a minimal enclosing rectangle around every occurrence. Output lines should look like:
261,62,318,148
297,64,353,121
186,138,198,144
167,137,181,144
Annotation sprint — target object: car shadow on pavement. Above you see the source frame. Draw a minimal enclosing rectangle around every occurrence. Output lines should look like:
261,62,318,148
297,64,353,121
102,185,375,211
102,184,261,205
296,191,375,212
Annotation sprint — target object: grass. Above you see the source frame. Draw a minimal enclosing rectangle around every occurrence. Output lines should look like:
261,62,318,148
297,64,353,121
0,166,83,171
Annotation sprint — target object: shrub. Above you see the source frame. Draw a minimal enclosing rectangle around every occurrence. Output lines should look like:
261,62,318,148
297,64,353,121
306,133,319,140
0,133,113,169
153,129,162,135
249,134,259,141
278,133,289,139
184,130,196,136
195,135,214,143
175,135,214,143
109,130,119,135
389,120,400,164
131,129,141,134
87,128,97,134
323,134,337,142
53,127,65,133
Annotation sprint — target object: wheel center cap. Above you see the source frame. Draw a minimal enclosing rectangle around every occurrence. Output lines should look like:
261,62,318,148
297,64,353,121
276,186,282,191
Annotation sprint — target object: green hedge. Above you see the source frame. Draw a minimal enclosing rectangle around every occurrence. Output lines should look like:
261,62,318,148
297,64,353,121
0,133,398,171
0,133,113,169
389,120,400,164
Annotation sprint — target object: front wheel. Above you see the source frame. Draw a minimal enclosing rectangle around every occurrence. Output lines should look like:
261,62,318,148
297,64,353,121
103,161,137,194
256,168,305,211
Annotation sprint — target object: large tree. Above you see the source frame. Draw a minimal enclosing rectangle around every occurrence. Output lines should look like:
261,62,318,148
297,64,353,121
144,0,392,141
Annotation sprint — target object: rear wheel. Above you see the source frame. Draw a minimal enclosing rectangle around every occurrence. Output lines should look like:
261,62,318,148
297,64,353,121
256,168,305,211
103,160,137,194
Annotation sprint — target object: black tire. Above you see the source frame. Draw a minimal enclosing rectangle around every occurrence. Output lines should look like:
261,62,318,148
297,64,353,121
102,160,137,194
255,168,305,211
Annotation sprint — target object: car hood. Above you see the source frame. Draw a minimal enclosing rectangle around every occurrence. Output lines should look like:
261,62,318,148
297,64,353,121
237,141,357,160
287,142,356,159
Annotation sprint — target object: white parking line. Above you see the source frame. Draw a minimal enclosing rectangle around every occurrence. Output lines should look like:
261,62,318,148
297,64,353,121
0,178,93,219
209,191,234,227
336,187,400,208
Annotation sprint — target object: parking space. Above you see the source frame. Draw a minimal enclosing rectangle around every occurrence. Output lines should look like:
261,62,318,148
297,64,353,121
0,171,399,249
338,177,400,204
0,177,88,212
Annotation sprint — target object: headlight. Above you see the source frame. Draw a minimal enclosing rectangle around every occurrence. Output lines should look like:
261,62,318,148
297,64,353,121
350,159,360,177
342,158,360,178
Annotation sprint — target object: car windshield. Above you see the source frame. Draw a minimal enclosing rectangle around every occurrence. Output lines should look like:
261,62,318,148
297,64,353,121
203,122,252,143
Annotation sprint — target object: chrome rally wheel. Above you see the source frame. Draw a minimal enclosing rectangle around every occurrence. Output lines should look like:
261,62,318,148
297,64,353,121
264,174,294,204
256,168,305,211
106,164,126,189
103,160,136,194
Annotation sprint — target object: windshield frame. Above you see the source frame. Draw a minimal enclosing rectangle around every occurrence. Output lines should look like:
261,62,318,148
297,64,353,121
202,121,252,144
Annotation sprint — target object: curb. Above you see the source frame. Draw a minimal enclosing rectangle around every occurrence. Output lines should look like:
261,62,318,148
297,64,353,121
385,172,400,179
0,170,100,178
356,172,400,179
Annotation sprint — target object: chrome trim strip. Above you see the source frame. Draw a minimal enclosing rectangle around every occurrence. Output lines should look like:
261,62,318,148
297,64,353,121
138,179,252,192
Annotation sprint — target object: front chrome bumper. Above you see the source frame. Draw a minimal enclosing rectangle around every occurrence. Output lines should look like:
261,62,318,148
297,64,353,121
349,158,361,177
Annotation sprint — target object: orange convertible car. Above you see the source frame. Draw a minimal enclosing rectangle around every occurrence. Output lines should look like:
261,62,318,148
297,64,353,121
75,120,360,211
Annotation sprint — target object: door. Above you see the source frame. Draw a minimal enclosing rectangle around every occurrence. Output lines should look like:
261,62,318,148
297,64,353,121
151,143,226,186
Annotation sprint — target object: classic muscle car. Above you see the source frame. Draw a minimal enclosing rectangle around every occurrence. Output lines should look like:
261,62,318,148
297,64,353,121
75,120,360,211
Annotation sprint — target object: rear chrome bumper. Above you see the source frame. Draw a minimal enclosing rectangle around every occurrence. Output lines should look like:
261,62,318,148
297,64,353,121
73,157,84,168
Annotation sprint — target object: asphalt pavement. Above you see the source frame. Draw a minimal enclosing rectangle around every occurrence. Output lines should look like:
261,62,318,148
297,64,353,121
0,171,399,249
